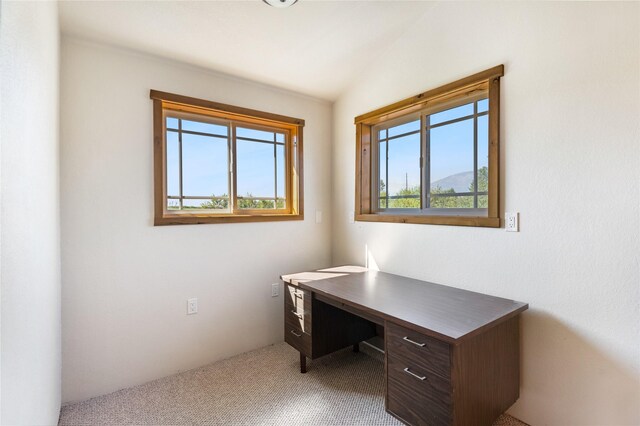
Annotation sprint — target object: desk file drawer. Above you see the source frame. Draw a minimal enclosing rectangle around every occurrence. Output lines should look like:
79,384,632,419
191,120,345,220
387,322,451,380
284,317,311,355
285,284,311,312
387,354,452,426
284,289,311,333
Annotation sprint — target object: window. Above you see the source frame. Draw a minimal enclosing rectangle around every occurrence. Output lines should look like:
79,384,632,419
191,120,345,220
354,65,503,227
151,90,304,225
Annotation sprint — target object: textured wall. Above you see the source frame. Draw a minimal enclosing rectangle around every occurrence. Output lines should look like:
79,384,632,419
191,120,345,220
60,39,333,403
0,1,61,424
331,2,639,425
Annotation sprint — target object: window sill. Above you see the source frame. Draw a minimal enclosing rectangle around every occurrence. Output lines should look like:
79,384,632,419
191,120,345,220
155,213,304,226
355,214,499,228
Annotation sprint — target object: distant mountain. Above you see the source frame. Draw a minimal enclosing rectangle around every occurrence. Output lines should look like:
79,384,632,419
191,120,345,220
431,171,473,193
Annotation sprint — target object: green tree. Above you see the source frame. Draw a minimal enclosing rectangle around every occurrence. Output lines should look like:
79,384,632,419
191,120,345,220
200,194,229,210
388,185,420,208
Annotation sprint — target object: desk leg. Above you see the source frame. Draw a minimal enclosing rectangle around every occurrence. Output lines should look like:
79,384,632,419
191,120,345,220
353,343,359,353
300,353,307,374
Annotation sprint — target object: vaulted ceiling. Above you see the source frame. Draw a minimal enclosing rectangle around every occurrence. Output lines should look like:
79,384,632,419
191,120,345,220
59,1,433,101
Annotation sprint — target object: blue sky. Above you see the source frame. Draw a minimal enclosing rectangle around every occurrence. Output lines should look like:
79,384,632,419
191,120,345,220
381,99,488,194
167,120,285,201
168,98,488,205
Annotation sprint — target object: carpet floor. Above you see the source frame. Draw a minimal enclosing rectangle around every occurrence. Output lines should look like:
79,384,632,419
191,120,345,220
59,342,527,425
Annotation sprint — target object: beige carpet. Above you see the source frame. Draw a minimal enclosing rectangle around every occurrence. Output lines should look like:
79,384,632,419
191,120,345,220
59,342,527,425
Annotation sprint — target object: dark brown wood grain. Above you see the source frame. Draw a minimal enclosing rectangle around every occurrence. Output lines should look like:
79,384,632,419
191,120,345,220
386,354,453,426
386,322,451,380
310,297,377,359
451,315,520,426
298,271,528,343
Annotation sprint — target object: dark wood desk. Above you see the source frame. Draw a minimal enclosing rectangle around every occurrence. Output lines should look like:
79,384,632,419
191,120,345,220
281,267,528,426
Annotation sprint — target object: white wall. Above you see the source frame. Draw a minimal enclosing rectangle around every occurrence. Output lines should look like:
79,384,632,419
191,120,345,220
60,38,333,403
332,2,639,425
0,1,61,424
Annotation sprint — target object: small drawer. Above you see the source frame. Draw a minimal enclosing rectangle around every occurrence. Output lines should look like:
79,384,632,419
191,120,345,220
386,322,451,380
285,304,312,334
387,354,452,426
285,284,311,312
284,320,311,356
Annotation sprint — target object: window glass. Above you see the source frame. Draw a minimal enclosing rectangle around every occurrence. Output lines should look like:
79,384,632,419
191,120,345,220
430,118,474,197
477,114,489,194
182,119,227,137
386,133,420,209
166,131,180,197
379,141,387,209
430,103,474,126
237,127,277,142
276,144,286,208
181,133,228,198
236,140,276,209
166,117,179,129
388,120,420,138
477,98,489,113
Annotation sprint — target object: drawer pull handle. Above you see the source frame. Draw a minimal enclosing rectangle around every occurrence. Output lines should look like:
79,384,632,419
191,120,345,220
291,310,303,319
290,330,302,337
403,336,426,347
403,367,427,381
294,291,303,298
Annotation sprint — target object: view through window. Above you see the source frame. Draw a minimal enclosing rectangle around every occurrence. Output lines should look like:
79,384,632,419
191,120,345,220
151,90,304,225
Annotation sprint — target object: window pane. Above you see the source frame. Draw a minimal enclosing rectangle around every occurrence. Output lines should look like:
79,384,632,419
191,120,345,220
378,129,386,140
236,127,276,142
166,117,179,129
196,196,229,210
477,98,489,113
166,131,180,197
237,140,275,209
276,133,285,143
478,195,488,208
182,133,229,198
167,199,180,210
430,118,474,196
182,120,227,137
388,119,420,138
276,144,286,207
387,133,420,209
379,141,387,209
430,103,474,125
477,115,489,192
430,195,474,208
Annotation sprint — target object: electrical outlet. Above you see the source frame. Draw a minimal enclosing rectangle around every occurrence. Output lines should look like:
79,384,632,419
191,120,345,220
271,283,279,297
187,298,198,315
348,211,355,224
505,212,519,232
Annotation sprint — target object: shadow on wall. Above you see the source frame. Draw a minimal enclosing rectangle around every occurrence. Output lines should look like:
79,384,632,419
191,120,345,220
510,310,639,425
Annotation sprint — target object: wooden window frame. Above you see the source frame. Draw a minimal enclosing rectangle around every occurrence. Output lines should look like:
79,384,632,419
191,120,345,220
354,65,503,228
151,90,304,225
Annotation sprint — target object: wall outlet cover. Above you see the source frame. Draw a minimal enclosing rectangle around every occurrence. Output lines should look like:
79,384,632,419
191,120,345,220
187,298,198,315
505,212,519,232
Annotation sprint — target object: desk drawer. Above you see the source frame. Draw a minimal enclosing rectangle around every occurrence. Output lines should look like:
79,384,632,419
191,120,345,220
387,322,451,380
285,304,312,334
285,284,311,312
387,353,452,426
284,318,311,356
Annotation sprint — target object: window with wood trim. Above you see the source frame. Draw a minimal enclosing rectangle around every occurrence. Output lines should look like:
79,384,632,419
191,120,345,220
354,65,503,227
151,90,304,225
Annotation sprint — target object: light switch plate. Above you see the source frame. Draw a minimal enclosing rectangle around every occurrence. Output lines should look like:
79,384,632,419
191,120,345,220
505,212,519,232
271,283,279,297
348,211,355,224
315,210,322,224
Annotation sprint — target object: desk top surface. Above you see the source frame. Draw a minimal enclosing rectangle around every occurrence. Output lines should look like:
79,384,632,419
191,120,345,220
293,268,528,343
